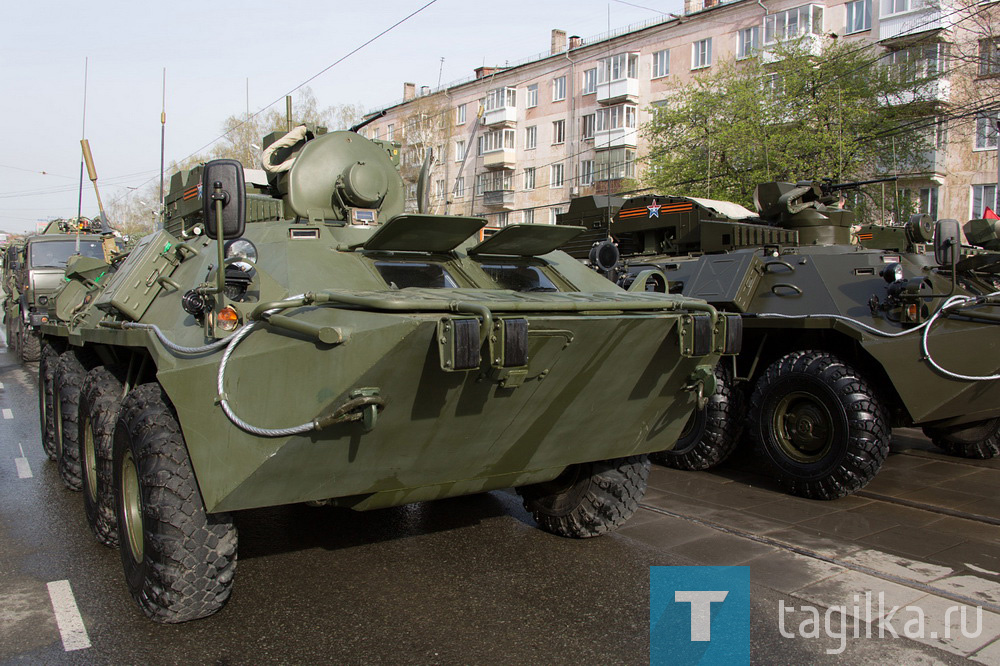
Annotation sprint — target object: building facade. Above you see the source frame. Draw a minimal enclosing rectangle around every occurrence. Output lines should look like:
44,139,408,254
365,0,998,227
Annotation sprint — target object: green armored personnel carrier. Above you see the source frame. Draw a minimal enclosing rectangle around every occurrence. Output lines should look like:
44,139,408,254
38,123,735,623
558,182,1000,499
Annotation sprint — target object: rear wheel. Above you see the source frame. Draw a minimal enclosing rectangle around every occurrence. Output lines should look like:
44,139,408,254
54,350,91,491
923,418,1000,459
651,365,742,471
18,321,40,362
38,344,59,461
517,455,650,538
79,367,125,547
749,350,889,500
113,383,237,623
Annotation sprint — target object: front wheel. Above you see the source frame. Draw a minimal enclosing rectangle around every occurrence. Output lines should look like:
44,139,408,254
650,365,743,471
17,320,40,363
748,350,889,500
79,366,126,547
113,383,237,623
517,455,650,538
923,418,1000,459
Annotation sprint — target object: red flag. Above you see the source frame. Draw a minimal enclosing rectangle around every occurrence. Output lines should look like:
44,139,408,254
985,206,1000,220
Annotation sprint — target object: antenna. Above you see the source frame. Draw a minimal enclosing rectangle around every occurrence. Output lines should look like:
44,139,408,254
159,68,167,225
437,57,445,89
77,57,88,226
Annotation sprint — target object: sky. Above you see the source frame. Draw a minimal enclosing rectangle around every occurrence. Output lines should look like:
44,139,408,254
0,0,683,234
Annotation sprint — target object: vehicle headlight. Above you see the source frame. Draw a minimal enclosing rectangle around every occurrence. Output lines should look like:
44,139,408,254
224,239,258,263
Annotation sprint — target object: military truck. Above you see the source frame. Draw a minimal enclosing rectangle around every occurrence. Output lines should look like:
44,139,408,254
3,239,24,349
38,123,735,623
7,219,117,362
558,182,1000,500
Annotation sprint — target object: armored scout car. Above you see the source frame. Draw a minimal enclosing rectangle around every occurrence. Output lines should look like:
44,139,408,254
38,124,736,622
558,181,1000,500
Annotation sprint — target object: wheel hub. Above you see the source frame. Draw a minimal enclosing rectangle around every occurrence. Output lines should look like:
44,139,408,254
774,391,833,462
83,415,97,503
121,450,144,563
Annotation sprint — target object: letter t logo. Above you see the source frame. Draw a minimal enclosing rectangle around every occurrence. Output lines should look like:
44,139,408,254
674,591,729,641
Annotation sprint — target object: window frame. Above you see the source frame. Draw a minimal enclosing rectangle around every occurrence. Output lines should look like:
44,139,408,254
845,0,872,34
552,119,566,145
692,38,713,70
652,49,671,78
525,125,537,150
553,76,567,102
526,84,539,108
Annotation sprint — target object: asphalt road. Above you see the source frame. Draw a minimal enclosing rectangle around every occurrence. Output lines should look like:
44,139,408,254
0,338,979,665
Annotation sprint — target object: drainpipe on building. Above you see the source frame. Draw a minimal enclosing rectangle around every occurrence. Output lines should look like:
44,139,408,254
564,40,584,221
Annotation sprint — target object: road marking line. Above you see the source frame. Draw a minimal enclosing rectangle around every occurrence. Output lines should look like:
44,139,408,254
15,457,31,478
46,580,90,651
0,381,5,389
2,409,12,419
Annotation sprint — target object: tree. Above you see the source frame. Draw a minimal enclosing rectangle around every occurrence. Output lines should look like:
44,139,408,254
643,39,939,220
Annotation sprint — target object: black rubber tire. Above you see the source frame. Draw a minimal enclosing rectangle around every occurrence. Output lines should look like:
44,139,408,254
79,366,125,547
38,344,59,461
748,350,889,500
517,455,650,538
18,320,40,363
651,365,743,471
54,350,91,491
113,383,238,623
922,418,1000,459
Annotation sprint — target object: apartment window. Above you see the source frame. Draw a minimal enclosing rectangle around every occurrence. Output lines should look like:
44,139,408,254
919,186,938,218
652,49,670,78
595,148,636,181
476,174,488,196
580,159,595,185
738,27,760,59
372,128,380,140
596,104,637,132
497,212,509,227
406,184,417,200
523,209,534,224
692,39,713,69
976,114,998,149
455,140,466,162
552,119,566,144
455,177,465,198
598,53,639,83
525,125,537,149
883,0,911,15
764,5,824,45
434,179,445,199
583,68,598,94
387,124,395,140
480,129,515,153
973,185,998,218
550,208,563,224
456,104,466,125
846,0,871,33
582,114,596,140
980,38,1000,76
553,76,567,101
550,164,565,188
485,87,517,111
883,43,944,82
524,167,536,190
527,83,539,108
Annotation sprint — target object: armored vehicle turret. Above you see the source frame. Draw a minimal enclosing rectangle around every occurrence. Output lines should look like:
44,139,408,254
559,180,1000,500
38,125,735,623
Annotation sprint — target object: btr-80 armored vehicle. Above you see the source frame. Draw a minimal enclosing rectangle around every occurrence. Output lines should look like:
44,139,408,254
558,182,1000,500
5,218,115,362
38,123,735,623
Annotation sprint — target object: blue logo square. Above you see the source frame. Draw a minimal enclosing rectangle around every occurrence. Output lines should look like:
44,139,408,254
650,566,750,665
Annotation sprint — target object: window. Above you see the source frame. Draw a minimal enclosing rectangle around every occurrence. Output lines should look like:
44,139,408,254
692,39,712,69
583,68,598,94
883,0,912,15
973,185,998,219
479,263,557,291
485,87,517,111
434,179,445,199
496,212,510,227
580,159,595,185
980,38,1000,77
552,119,566,144
456,104,466,125
550,208,563,224
524,167,536,190
582,114,596,139
883,43,944,82
480,129,516,153
525,125,537,149
652,49,670,78
596,104,637,132
919,186,938,218
455,177,465,198
374,261,458,289
372,128,380,140
523,209,534,224
738,27,760,58
455,140,466,162
595,148,636,181
764,5,824,44
597,53,639,83
527,84,538,108
550,164,564,188
476,174,487,196
478,170,513,192
387,124,395,140
553,76,566,101
976,114,998,149
846,0,871,33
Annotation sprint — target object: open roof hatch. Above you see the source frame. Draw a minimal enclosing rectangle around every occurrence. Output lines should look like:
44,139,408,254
362,214,487,253
468,224,585,257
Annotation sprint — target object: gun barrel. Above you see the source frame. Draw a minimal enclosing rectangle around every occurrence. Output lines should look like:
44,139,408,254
350,110,387,134
826,176,898,191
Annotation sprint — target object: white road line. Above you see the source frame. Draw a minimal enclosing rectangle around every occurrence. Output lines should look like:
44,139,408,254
0,381,5,389
18,443,25,457
2,408,12,420
15,457,31,478
46,580,90,651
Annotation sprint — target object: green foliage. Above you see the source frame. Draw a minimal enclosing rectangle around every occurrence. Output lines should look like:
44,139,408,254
643,39,939,212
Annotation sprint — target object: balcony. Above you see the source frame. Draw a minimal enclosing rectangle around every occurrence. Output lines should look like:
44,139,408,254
886,78,951,105
482,190,515,207
483,106,517,126
594,127,637,149
483,148,516,169
597,78,639,105
762,33,824,63
879,5,950,41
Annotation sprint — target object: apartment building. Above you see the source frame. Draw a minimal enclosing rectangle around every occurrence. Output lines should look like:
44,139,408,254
365,0,998,227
